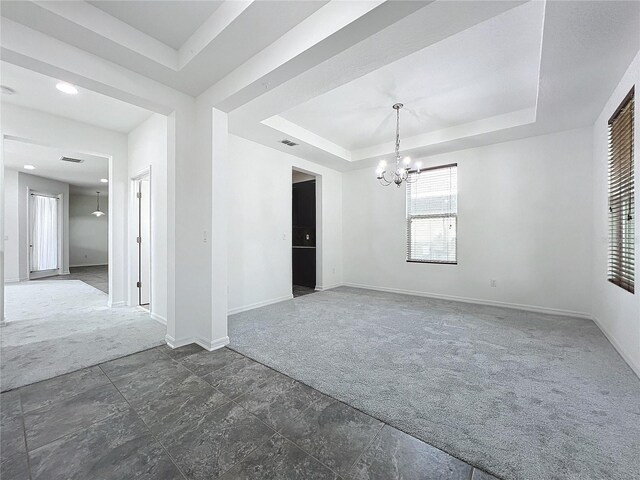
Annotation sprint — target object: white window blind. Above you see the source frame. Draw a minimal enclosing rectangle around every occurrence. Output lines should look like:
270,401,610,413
608,87,634,293
406,164,457,264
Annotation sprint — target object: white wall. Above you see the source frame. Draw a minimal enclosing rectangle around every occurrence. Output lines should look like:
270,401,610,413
591,51,640,376
227,134,343,313
127,113,168,323
3,168,20,282
0,22,211,347
1,104,128,306
69,193,108,267
16,172,70,279
343,128,593,316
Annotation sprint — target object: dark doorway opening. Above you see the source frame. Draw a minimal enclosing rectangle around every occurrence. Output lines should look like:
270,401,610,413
292,173,316,297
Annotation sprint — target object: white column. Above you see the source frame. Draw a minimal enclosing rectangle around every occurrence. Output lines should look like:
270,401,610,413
0,133,5,325
165,103,215,348
209,107,229,349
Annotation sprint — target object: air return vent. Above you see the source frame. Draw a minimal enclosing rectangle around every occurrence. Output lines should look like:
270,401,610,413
60,156,84,163
280,139,298,147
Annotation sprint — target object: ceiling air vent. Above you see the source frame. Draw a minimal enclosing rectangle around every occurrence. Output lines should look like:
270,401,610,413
280,139,298,147
60,156,84,163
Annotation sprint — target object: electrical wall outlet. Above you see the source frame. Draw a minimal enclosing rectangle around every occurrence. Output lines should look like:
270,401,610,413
490,279,497,288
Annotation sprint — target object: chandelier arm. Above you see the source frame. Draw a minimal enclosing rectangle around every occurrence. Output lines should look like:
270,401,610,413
378,172,393,186
406,173,418,184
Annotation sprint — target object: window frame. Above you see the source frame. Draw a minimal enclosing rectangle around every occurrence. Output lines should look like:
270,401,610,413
607,86,635,294
406,163,458,265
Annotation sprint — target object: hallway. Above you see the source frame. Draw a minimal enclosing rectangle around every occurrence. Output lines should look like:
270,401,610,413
1,278,164,391
32,265,108,293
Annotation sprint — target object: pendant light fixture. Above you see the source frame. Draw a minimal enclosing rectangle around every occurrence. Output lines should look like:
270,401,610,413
376,103,423,187
92,191,105,217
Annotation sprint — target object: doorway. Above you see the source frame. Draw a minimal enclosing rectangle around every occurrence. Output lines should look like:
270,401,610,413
136,175,151,309
292,170,316,297
28,191,62,279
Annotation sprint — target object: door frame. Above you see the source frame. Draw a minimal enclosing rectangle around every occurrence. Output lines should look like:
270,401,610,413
129,167,152,309
27,189,64,280
291,167,323,293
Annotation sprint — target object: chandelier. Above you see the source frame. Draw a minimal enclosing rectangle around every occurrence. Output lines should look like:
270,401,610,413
92,191,105,217
376,103,422,187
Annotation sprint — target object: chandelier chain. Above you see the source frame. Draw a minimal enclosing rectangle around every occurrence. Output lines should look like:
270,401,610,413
395,106,401,165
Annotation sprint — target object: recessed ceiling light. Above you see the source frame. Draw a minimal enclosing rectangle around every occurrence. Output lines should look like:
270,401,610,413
24,164,36,170
56,82,78,95
1,85,16,95
100,178,108,183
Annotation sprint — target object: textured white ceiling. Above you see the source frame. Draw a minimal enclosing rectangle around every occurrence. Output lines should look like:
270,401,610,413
3,139,109,193
1,0,638,170
88,1,223,49
281,2,543,150
0,62,152,133
0,0,329,96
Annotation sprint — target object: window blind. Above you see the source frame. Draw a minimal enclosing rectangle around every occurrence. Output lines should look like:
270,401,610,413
406,164,457,263
608,87,635,293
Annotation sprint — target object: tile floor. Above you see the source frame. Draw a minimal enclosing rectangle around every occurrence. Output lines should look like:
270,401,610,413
1,344,499,480
33,265,108,294
292,284,316,298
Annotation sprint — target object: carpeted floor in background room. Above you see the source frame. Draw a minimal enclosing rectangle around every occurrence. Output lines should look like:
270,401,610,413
229,286,640,480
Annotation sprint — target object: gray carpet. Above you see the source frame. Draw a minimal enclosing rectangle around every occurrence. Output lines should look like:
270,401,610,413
1,280,165,391
33,265,109,293
229,287,640,480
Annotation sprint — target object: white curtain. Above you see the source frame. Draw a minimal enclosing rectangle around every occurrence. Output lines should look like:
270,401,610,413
30,194,59,272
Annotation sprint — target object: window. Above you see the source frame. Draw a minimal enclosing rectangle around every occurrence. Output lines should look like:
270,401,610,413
406,164,457,264
608,87,635,293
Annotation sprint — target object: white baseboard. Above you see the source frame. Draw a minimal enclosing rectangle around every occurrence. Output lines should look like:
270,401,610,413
591,315,640,379
342,282,592,319
228,294,293,315
315,283,342,291
108,300,126,308
4,277,21,283
195,335,229,351
164,334,229,352
150,312,166,325
164,334,193,349
70,263,107,268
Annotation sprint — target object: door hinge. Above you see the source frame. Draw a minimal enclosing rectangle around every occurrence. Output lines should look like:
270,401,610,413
137,192,142,199
137,281,141,288
136,236,141,244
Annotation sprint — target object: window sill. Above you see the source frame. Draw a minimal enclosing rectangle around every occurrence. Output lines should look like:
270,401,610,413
406,260,457,265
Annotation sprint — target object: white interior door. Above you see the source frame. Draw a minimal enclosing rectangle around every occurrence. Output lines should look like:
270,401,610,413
138,178,151,306
29,193,59,275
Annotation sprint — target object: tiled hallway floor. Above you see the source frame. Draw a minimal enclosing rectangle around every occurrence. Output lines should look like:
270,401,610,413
33,265,108,293
1,344,498,480
292,284,316,298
